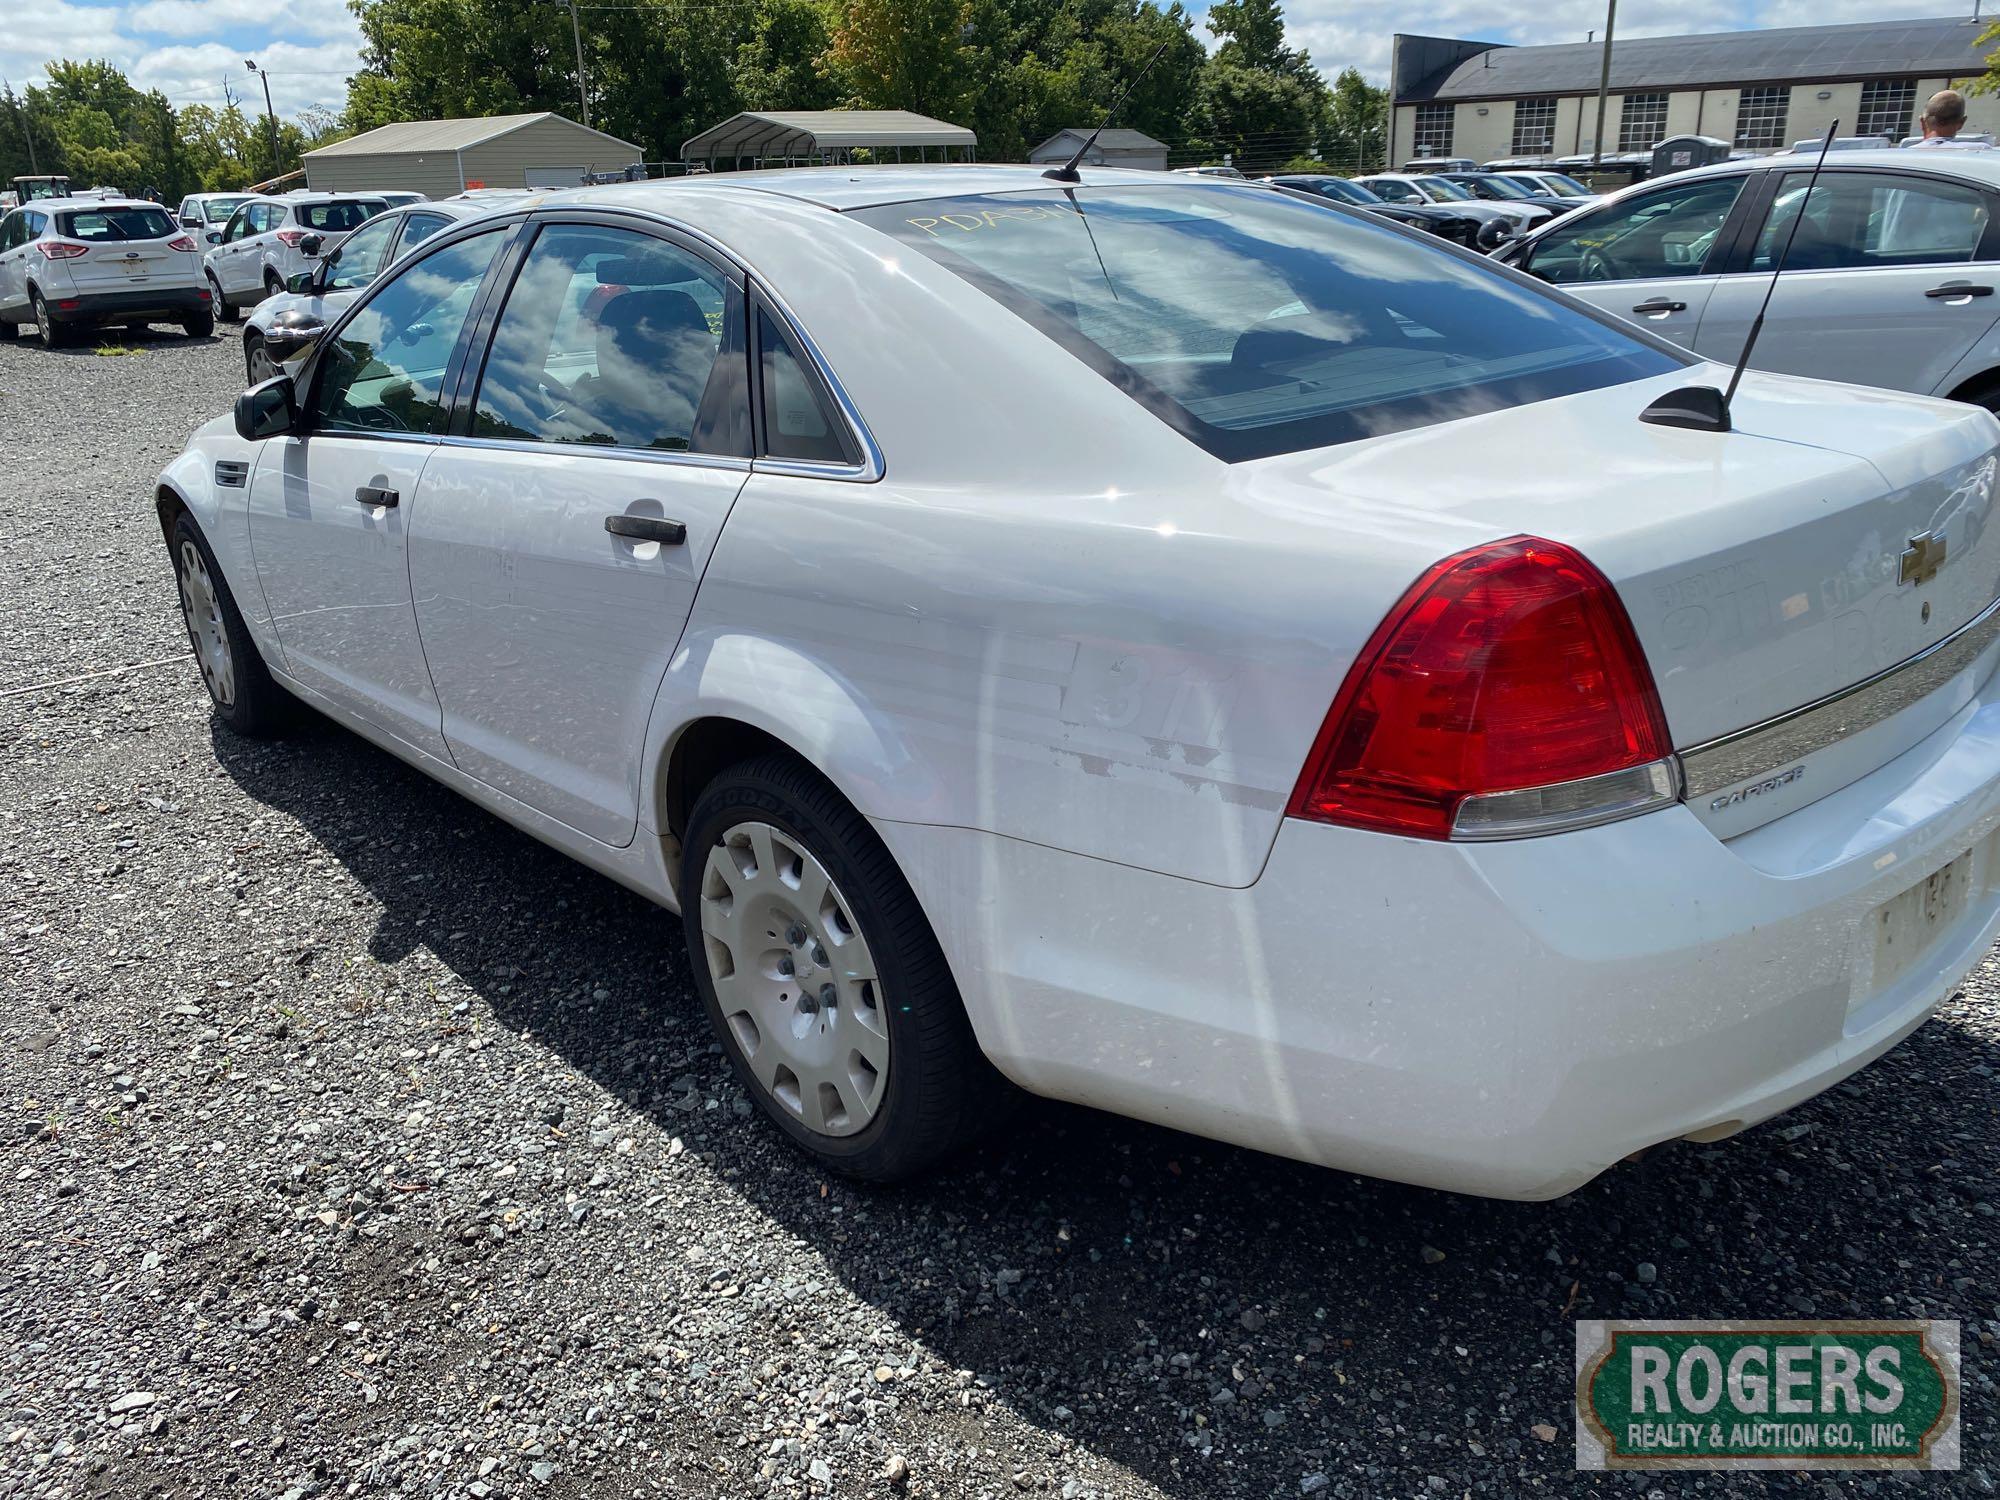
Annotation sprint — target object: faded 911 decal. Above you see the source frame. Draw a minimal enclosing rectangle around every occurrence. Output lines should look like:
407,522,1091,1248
1575,1321,1959,1471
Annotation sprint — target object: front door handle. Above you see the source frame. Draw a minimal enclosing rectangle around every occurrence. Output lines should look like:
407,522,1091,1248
1925,281,1994,300
606,513,687,545
355,485,398,508
1631,298,1687,315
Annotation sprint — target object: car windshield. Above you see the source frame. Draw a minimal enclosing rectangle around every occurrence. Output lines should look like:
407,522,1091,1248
1417,179,1474,202
1306,178,1378,205
299,200,385,232
1467,175,1533,199
200,196,249,221
853,186,1679,462
58,206,176,241
1540,174,1594,197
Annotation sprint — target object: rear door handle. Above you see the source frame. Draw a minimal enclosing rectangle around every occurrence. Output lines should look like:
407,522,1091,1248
1925,282,1993,299
605,513,687,545
354,485,398,508
1631,299,1687,315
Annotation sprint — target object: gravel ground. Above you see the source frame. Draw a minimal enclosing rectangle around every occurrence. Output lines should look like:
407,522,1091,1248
2,329,1998,1500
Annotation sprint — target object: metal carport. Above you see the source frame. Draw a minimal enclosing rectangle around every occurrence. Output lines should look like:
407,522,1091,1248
681,111,976,170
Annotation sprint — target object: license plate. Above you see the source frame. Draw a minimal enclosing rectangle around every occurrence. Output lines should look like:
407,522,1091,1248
1872,852,1973,992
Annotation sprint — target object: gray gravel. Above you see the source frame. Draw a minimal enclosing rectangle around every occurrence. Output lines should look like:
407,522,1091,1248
3,330,1999,1500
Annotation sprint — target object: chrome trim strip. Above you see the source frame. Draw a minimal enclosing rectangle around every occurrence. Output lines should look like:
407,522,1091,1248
431,434,751,472
1680,592,2000,801
749,280,885,484
1451,757,1681,841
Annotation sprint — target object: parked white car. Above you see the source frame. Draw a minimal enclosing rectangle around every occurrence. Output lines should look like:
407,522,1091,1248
240,196,513,382
1356,172,1549,237
0,197,209,347
1496,148,2000,407
203,192,387,317
156,168,2000,1198
176,192,252,232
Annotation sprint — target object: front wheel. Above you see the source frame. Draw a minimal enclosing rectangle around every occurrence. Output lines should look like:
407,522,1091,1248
262,272,284,302
680,754,1005,1181
244,330,276,383
169,513,293,737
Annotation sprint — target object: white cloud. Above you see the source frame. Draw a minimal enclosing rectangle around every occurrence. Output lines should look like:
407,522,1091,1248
130,39,362,117
126,0,358,42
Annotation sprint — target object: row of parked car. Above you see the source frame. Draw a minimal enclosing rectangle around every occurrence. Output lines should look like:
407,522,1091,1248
0,185,425,349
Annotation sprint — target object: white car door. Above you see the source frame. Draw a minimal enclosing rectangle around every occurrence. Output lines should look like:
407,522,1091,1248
1691,167,2000,395
245,227,511,758
1513,172,1753,349
0,211,28,318
212,205,257,296
407,220,755,846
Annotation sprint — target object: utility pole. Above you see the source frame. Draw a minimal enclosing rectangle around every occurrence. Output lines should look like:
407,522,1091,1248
555,0,591,128
245,60,280,182
4,77,40,172
1590,0,1616,170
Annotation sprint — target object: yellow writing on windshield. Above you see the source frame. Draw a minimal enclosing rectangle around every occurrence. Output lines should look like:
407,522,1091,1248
904,204,1078,237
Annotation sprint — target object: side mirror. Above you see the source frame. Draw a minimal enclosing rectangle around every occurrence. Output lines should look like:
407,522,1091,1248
298,232,325,258
234,376,298,441
206,230,222,245
286,271,315,294
1476,219,1518,251
180,215,201,229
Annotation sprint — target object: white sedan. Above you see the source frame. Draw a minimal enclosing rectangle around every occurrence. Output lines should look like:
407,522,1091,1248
155,168,2000,1197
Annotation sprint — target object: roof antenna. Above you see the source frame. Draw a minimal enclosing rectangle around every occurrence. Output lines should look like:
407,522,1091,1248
1639,118,1838,433
1044,38,1172,183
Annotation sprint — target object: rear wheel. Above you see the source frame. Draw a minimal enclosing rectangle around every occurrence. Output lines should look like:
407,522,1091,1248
183,312,214,340
680,754,1005,1181
0,319,16,342
1950,373,2000,415
169,513,293,737
262,271,283,302
209,273,238,323
30,291,66,350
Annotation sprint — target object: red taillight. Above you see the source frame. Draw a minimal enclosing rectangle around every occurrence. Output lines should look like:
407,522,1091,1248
274,228,307,248
167,235,197,251
1288,535,1671,841
37,241,88,260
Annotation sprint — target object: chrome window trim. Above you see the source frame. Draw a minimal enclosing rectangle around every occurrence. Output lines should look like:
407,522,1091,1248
747,277,884,483
1680,592,2000,801
434,434,751,472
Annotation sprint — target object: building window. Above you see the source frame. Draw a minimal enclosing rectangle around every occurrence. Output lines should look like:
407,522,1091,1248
1414,102,1454,157
1511,97,1558,155
1735,86,1790,150
1858,79,1917,142
1618,93,1669,153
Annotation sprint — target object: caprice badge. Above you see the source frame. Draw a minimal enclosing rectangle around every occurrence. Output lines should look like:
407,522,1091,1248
1898,531,1949,588
1710,764,1806,812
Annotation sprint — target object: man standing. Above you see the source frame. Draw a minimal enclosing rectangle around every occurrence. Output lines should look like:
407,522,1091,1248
1908,89,1977,146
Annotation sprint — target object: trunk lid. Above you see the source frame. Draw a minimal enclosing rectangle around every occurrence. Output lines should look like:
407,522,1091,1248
1233,367,2000,837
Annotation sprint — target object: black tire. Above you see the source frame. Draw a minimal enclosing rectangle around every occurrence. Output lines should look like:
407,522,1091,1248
30,291,66,350
263,272,284,302
679,753,1006,1182
209,274,239,323
0,319,15,342
183,312,214,340
167,512,294,737
244,329,274,384
1950,373,2000,415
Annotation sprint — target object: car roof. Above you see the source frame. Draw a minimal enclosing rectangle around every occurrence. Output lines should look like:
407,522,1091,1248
532,164,1223,214
42,198,172,215
1670,145,2000,186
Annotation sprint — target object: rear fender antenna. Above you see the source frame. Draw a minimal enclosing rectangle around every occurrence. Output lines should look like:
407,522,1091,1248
1043,38,1172,184
1639,117,1838,433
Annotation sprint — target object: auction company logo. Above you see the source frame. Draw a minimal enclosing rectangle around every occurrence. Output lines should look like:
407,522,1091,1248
1575,1321,1959,1471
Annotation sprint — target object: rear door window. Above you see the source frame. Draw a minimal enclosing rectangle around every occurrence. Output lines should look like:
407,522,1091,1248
853,186,1679,462
755,307,856,464
1524,176,1745,283
299,201,378,233
1750,170,1991,271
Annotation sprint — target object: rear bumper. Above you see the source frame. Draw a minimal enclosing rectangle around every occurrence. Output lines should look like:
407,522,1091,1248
49,286,208,323
877,666,2000,1199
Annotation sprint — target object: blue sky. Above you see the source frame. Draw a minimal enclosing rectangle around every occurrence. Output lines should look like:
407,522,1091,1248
1,0,1969,125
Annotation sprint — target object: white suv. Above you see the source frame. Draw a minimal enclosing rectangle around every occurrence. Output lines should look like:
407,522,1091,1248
176,192,252,233
204,193,386,317
0,197,210,348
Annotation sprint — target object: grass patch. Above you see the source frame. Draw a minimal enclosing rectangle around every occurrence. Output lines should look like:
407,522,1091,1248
93,343,144,357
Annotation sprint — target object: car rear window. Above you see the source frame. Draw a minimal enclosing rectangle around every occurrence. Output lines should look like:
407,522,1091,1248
58,207,177,241
850,186,1681,462
299,201,384,232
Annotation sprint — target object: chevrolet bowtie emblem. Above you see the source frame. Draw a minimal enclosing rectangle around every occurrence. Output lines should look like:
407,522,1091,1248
1899,531,1948,587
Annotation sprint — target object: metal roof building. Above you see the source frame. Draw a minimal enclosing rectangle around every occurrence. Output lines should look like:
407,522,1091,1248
303,112,643,197
1388,16,1996,173
682,111,976,168
1028,128,1169,171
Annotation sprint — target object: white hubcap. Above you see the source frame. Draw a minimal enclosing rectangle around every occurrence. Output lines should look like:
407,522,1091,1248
699,822,887,1137
177,539,235,708
248,341,275,381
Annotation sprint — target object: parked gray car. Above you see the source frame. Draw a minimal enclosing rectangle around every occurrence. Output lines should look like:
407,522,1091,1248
241,194,523,382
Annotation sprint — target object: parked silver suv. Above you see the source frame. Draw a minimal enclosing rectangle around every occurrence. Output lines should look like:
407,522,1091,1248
0,197,210,348
204,193,387,317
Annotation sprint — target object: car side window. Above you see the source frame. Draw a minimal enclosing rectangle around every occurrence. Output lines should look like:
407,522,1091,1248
756,307,855,465
1368,179,1418,203
1750,171,1990,273
1524,176,1745,284
0,213,20,252
399,212,451,249
308,229,507,437
471,224,739,453
324,215,401,293
221,207,250,243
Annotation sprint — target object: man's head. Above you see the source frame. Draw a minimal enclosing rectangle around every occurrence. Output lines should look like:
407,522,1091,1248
1924,89,1967,138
